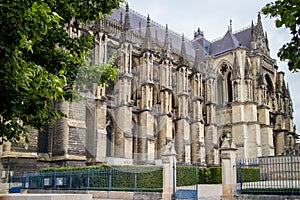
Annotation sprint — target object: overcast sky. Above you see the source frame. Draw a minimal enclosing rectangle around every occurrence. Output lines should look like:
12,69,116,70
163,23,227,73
125,0,300,137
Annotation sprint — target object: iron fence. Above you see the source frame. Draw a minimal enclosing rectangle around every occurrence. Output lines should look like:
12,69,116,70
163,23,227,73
236,155,300,195
173,163,199,200
9,166,163,193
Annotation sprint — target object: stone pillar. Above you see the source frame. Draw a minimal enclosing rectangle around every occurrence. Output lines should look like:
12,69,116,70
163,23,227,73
53,99,69,157
221,133,238,200
258,107,274,156
162,142,177,200
138,111,154,164
95,100,107,162
114,106,132,158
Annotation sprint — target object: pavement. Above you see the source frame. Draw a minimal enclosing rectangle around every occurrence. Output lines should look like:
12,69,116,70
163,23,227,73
198,184,222,200
95,184,223,199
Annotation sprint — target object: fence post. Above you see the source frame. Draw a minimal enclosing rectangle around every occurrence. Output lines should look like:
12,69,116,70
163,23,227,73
161,141,177,200
220,133,238,200
134,167,137,192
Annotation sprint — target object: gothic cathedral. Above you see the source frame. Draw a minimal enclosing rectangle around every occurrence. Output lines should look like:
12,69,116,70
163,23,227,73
1,4,299,173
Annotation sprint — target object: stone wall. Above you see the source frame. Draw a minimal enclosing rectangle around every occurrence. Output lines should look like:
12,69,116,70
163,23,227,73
28,190,162,200
0,194,92,200
236,194,300,200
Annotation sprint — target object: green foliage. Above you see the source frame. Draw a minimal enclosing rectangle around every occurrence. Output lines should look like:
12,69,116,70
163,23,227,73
262,0,300,72
38,165,162,192
176,166,198,186
0,0,123,142
237,167,261,182
198,167,222,184
75,55,118,91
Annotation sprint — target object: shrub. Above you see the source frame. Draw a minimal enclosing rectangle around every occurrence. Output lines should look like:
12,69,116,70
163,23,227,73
198,167,222,184
34,164,163,192
237,167,260,182
176,166,198,186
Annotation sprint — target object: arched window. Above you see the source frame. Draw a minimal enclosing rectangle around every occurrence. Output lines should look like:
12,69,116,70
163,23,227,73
265,74,274,106
217,75,223,105
106,113,114,157
227,72,233,102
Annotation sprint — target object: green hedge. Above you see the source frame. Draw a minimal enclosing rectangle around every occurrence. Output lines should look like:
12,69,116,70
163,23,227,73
199,167,222,184
37,165,162,191
39,165,261,190
237,167,260,182
176,166,198,186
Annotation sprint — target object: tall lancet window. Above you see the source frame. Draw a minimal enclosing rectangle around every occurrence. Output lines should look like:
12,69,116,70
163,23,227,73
265,74,274,106
227,72,233,102
217,75,223,105
106,113,114,157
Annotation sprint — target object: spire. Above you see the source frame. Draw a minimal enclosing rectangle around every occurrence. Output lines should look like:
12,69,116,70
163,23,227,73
265,31,270,50
257,12,261,23
232,52,241,80
120,3,131,42
194,27,204,39
181,34,187,58
164,24,170,49
251,20,255,41
286,83,293,115
286,83,291,98
163,24,171,58
143,14,152,50
123,2,130,31
256,12,264,36
179,34,189,66
228,19,232,32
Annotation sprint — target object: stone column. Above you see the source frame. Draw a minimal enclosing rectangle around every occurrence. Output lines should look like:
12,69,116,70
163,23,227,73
162,142,177,200
157,115,173,159
138,111,154,164
221,133,238,200
53,99,69,157
95,100,107,162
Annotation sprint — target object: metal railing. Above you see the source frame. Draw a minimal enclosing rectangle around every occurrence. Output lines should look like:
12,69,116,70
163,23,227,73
236,155,300,195
9,166,163,193
173,163,199,200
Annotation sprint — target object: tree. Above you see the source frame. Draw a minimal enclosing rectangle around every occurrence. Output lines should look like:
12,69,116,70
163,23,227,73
262,0,300,72
0,0,122,143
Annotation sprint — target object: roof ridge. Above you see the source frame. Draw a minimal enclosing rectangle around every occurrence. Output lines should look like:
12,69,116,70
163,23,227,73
233,24,254,34
211,23,256,43
120,4,191,42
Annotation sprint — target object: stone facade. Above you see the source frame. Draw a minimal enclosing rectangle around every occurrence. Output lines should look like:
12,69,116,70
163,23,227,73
1,4,299,173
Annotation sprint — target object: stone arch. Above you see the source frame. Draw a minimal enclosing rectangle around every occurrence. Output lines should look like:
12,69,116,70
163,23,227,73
216,61,233,105
265,73,274,106
215,60,232,75
130,57,142,107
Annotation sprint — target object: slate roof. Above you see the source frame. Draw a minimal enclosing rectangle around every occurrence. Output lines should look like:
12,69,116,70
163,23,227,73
109,6,207,60
109,5,256,60
234,27,252,49
210,30,240,56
